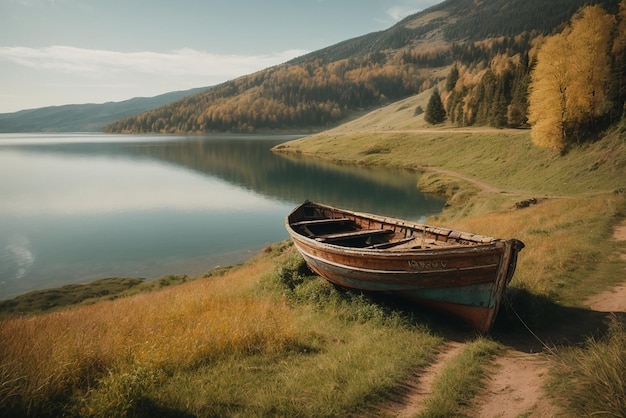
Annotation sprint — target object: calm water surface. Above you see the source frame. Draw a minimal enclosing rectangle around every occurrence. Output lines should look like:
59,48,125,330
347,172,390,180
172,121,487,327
0,133,445,299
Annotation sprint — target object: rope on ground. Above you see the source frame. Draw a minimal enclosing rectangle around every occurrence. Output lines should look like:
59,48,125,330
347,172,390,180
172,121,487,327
503,296,554,352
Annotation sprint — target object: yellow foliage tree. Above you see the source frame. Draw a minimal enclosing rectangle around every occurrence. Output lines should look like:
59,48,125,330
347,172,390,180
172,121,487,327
567,5,614,121
528,5,615,150
528,34,570,150
612,0,626,114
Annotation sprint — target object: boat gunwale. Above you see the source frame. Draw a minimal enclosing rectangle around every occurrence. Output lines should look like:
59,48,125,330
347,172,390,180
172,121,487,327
286,201,507,257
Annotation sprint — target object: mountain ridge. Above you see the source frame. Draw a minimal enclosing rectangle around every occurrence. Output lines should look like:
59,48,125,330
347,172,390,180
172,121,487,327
104,0,620,135
1,0,621,134
0,87,208,133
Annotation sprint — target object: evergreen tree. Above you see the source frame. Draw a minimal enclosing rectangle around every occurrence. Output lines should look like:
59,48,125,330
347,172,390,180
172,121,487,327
425,88,447,124
446,64,460,91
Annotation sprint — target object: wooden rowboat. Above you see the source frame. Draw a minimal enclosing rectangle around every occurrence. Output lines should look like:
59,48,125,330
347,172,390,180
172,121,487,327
286,201,524,332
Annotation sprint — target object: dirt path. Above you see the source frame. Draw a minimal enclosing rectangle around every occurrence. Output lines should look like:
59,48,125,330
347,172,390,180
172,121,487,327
421,166,502,194
475,351,558,418
384,341,465,417
376,221,626,417
474,221,626,417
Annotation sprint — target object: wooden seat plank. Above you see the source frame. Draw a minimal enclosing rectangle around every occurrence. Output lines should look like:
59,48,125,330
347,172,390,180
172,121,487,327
316,229,393,242
291,218,352,227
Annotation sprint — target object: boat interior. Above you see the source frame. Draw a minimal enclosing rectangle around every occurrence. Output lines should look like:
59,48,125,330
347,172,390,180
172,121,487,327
289,205,482,250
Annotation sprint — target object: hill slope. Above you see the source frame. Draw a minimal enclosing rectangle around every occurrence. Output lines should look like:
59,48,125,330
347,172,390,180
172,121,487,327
0,87,208,133
105,0,620,135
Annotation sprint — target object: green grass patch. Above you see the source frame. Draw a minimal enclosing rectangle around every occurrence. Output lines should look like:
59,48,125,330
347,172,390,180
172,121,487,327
276,127,626,196
418,338,502,418
0,277,145,318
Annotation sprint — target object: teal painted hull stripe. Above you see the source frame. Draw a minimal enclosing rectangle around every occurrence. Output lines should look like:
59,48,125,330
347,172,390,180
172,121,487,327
339,276,495,307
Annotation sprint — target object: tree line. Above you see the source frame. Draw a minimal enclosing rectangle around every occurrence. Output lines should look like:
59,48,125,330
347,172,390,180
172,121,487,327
425,0,626,152
104,0,624,141
437,39,533,128
104,34,535,135
105,53,436,134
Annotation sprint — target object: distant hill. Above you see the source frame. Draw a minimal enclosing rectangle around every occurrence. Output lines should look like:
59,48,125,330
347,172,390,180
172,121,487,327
104,0,620,135
0,87,209,133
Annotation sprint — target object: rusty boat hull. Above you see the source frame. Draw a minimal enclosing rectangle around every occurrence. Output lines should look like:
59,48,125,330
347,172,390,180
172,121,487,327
286,201,524,332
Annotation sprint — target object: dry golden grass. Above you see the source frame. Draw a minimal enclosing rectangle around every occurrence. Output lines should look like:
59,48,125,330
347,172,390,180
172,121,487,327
550,315,626,417
1,245,444,417
0,258,300,412
437,194,624,300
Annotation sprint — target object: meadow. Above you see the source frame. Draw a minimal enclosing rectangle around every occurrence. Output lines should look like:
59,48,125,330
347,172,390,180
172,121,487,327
1,122,625,417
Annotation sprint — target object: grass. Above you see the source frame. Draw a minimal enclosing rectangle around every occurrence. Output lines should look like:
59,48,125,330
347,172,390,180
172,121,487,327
0,242,443,417
1,121,626,416
0,278,144,318
274,122,626,416
418,339,502,418
274,127,626,196
0,254,300,416
549,315,626,417
0,275,197,319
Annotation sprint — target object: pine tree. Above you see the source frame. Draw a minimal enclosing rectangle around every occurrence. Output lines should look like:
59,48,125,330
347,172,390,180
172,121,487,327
446,65,460,91
425,88,447,124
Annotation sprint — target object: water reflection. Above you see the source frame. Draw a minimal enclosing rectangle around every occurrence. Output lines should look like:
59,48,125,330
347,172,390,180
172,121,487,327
0,133,445,299
118,135,444,220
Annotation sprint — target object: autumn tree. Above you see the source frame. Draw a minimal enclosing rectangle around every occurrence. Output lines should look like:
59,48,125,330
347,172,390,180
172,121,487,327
528,5,615,150
611,0,626,119
567,5,614,126
425,88,447,124
528,34,571,150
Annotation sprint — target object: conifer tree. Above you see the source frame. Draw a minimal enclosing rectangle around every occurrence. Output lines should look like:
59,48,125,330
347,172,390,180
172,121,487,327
446,65,460,91
425,88,447,124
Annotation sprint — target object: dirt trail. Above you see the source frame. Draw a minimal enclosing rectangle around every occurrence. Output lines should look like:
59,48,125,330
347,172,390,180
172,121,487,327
421,166,502,194
473,221,626,417
375,221,626,417
384,341,465,417
475,351,559,418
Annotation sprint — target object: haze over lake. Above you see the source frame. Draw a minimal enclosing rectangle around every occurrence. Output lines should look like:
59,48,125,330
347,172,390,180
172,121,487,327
0,133,445,299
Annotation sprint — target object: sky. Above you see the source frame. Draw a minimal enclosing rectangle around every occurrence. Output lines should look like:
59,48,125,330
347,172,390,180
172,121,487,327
0,0,443,114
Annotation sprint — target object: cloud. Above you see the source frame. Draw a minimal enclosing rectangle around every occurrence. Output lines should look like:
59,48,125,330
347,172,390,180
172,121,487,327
0,45,309,80
386,1,433,21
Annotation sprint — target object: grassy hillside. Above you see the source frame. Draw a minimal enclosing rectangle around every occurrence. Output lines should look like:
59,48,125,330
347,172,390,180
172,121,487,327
276,88,626,195
2,101,625,415
104,0,621,135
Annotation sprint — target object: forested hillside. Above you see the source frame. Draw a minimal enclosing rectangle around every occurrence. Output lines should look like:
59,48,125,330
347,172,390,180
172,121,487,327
104,0,623,135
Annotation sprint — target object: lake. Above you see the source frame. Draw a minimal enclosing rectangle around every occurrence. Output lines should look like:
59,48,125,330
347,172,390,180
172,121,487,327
0,133,445,300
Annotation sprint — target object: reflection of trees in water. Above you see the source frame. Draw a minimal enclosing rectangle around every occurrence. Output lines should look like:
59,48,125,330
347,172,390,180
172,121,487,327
8,135,444,220
127,137,445,220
